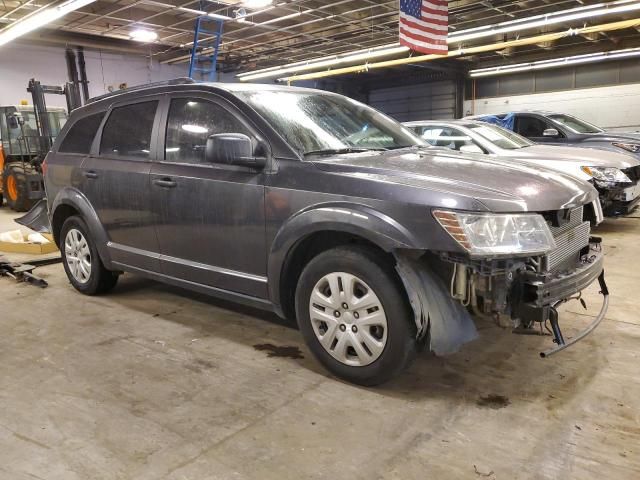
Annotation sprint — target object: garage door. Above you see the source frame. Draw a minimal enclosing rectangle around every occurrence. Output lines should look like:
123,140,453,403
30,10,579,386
368,81,456,122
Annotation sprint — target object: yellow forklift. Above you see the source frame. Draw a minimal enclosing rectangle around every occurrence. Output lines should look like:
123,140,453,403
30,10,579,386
0,101,67,211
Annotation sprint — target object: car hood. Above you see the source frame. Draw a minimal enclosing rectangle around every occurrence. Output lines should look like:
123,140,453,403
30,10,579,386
581,131,640,143
507,144,640,168
311,148,597,213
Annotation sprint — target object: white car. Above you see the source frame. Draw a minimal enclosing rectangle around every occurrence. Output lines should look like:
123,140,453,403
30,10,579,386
404,119,640,217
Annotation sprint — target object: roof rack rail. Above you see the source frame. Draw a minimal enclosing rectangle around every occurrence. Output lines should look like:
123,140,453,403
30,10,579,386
87,77,197,104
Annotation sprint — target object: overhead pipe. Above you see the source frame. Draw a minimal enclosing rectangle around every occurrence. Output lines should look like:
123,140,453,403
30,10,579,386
280,17,640,82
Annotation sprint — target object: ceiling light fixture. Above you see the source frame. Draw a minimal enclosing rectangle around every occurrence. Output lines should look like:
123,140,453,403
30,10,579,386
130,28,158,42
242,0,273,9
236,0,640,81
469,47,640,77
0,0,97,47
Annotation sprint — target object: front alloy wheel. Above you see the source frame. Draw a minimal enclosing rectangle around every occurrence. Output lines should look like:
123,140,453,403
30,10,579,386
296,245,416,386
309,272,388,367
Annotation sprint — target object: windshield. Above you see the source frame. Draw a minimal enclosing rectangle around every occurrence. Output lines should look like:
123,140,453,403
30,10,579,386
470,124,533,150
548,114,602,134
234,90,424,156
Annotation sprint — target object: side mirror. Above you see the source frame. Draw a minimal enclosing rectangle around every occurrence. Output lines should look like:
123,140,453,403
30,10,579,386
459,144,484,154
543,128,559,137
205,133,267,168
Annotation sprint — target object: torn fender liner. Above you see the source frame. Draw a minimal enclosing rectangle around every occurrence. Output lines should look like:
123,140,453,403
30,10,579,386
14,199,51,233
395,252,478,355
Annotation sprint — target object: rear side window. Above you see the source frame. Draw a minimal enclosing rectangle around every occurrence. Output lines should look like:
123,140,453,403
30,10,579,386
100,101,158,159
58,112,105,154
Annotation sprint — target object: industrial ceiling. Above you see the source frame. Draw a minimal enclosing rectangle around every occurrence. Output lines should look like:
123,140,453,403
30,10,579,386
2,0,640,76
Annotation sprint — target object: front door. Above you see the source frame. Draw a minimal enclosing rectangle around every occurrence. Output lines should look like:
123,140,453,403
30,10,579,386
81,98,161,272
514,114,566,145
150,95,268,298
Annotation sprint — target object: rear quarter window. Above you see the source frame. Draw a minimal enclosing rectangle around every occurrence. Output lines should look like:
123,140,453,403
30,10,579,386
58,112,105,154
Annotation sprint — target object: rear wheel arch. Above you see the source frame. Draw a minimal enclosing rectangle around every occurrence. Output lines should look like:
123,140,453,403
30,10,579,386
50,190,113,268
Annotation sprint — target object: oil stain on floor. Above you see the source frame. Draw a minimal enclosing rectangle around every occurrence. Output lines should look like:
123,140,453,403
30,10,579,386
476,394,511,409
253,343,305,360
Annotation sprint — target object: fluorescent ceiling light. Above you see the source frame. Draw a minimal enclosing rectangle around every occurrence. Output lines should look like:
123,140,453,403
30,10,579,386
0,0,96,47
130,28,158,42
237,0,640,81
469,47,640,77
243,0,273,9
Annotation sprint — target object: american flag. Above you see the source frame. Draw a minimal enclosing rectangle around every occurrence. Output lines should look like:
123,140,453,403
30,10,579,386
399,0,448,55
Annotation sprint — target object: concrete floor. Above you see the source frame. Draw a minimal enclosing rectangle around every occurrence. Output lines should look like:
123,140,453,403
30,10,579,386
1,207,639,480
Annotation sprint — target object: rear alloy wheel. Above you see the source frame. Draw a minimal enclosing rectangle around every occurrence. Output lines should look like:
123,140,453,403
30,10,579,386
296,246,416,386
60,216,119,295
64,228,92,284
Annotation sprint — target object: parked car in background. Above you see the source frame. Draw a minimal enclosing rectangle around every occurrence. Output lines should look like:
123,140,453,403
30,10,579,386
466,110,640,158
35,80,608,385
404,119,640,216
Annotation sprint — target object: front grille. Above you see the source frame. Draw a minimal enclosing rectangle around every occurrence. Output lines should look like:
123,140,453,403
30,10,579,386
545,206,590,273
623,165,640,182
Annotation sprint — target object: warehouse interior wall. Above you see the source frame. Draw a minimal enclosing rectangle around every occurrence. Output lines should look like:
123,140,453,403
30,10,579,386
0,42,186,107
464,83,640,131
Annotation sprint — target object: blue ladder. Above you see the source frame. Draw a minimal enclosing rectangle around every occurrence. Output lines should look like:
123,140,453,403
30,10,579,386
188,5,224,82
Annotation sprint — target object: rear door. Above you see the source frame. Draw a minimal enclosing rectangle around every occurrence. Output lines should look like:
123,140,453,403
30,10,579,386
150,93,268,298
81,97,161,272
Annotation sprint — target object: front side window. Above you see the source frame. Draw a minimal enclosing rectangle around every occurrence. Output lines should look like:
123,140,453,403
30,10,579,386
59,112,105,154
100,101,158,159
515,116,548,137
233,90,423,156
470,124,532,150
165,98,251,164
547,114,602,134
419,126,475,151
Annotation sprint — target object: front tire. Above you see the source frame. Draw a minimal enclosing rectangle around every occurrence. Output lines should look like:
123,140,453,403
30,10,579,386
60,216,119,295
295,246,416,386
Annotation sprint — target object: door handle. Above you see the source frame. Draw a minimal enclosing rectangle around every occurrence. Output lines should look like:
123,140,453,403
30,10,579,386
83,170,98,179
153,178,177,188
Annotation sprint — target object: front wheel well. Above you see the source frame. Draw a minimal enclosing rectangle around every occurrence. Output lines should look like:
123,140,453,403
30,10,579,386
279,231,395,321
51,204,80,246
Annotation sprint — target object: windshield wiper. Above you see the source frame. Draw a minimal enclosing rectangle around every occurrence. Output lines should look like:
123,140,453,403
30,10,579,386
304,147,385,157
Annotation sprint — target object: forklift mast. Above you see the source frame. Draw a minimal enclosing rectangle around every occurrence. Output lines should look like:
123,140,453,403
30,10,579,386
27,79,81,155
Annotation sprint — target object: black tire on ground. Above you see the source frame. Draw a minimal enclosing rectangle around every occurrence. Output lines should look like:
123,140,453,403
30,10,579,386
2,164,35,212
60,215,119,295
295,245,417,386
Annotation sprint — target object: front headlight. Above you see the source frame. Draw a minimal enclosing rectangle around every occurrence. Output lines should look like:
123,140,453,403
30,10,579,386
433,211,556,256
612,142,640,153
580,166,631,185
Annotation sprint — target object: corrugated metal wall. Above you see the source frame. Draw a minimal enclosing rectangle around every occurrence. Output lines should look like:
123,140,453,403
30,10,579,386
368,81,456,122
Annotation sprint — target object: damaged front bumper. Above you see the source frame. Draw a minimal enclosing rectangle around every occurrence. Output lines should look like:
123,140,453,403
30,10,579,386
599,182,640,216
394,238,609,358
511,240,608,357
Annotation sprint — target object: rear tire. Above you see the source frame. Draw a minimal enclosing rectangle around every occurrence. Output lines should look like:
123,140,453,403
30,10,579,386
295,245,416,386
60,215,119,295
2,164,35,212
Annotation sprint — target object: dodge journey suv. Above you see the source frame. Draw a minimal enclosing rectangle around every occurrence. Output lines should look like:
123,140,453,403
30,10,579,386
39,79,609,385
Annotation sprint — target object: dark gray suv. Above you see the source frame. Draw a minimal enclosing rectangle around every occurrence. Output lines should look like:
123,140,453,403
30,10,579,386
42,79,608,385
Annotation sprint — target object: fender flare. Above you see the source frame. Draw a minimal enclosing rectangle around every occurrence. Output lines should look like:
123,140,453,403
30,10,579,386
50,188,113,269
267,202,421,310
